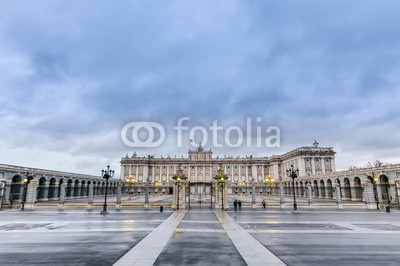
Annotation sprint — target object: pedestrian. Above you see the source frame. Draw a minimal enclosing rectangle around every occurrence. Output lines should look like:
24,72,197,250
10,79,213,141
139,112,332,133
238,200,242,210
262,199,266,208
233,199,238,212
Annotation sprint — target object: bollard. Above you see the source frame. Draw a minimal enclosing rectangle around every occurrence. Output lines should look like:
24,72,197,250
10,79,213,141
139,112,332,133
386,206,390,213
160,205,164,212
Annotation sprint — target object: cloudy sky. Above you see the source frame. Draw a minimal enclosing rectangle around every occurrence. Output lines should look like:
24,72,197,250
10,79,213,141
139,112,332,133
1,1,400,177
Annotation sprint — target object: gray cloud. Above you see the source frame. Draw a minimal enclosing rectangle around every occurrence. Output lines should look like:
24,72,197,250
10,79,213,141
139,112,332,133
0,0,400,175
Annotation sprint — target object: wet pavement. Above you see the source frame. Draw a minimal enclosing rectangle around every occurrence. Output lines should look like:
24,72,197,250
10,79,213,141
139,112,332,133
0,209,173,265
230,208,400,265
1,208,400,265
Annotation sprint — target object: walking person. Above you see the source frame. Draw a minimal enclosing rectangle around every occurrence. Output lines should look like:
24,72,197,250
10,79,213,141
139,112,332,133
238,200,242,210
233,199,238,212
262,199,266,208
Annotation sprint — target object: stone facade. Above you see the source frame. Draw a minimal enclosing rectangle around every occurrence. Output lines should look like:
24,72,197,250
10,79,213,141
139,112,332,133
120,141,336,194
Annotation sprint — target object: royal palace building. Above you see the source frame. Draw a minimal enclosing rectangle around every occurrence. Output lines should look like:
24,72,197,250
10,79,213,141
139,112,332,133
120,141,336,194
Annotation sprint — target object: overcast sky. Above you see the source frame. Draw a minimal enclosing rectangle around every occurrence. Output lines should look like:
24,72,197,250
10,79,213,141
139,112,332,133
1,1,400,177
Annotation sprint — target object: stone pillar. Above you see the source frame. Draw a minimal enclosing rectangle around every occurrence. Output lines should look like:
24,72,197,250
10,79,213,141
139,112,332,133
395,181,400,207
58,183,66,209
41,181,50,201
307,183,313,209
172,182,187,209
145,186,149,207
24,180,38,211
87,184,94,209
334,183,343,209
364,182,376,210
2,181,11,206
252,185,256,208
279,183,285,209
116,184,122,209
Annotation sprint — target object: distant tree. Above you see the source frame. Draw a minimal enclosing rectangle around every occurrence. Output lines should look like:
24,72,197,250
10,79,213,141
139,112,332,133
348,165,358,170
366,160,386,168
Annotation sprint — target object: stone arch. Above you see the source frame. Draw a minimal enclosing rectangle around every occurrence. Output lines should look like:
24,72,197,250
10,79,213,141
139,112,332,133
379,175,390,202
300,181,304,196
320,180,326,198
343,178,351,200
313,180,319,198
86,181,91,196
57,179,64,198
327,179,333,198
353,177,362,200
295,181,300,196
10,175,23,203
73,180,80,197
37,177,47,201
66,179,74,197
48,178,57,199
81,180,86,197
97,182,101,195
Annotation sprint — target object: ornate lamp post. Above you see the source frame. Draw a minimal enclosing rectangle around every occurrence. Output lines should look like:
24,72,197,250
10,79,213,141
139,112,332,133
126,175,135,199
101,165,114,214
264,175,275,200
21,171,30,211
172,166,187,209
286,165,299,211
213,166,229,209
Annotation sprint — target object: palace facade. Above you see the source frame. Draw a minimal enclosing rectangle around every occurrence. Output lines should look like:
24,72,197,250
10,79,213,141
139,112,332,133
120,141,336,194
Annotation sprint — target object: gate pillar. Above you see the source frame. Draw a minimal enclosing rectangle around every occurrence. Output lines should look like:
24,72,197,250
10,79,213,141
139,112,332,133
172,167,187,209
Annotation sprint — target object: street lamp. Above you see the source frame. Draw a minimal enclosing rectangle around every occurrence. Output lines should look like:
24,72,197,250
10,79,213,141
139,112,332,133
286,165,299,211
101,165,114,214
264,175,275,200
126,176,135,199
213,166,229,209
21,171,30,211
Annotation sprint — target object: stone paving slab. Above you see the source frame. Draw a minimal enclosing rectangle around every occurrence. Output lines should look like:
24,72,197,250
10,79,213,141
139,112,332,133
155,231,246,266
216,210,286,266
113,209,186,266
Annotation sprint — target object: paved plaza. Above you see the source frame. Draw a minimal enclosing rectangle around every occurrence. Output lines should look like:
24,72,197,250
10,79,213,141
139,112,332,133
0,207,400,265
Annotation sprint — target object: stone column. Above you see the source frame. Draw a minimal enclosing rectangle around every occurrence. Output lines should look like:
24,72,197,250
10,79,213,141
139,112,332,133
172,181,187,209
364,182,376,210
279,183,285,209
307,183,313,209
395,181,400,207
58,183,66,210
24,180,38,211
252,184,256,208
87,184,93,210
144,186,149,207
116,184,122,209
334,183,343,209
41,181,50,201
2,181,11,206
